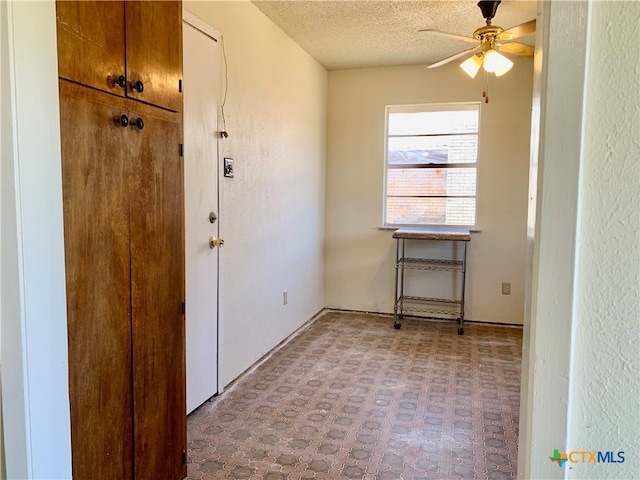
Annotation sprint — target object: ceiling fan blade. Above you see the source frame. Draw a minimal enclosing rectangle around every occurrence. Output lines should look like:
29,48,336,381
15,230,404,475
498,19,536,40
497,42,534,56
427,45,481,69
418,29,478,43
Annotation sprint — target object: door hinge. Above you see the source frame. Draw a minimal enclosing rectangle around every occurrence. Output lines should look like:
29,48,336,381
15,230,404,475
182,450,187,464
179,143,184,157
181,301,185,315
179,79,183,93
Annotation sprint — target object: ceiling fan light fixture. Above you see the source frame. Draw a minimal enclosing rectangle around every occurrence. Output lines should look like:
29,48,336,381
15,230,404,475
483,49,513,76
460,54,483,78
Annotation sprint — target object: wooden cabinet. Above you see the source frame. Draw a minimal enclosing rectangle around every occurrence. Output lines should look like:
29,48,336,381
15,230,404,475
129,96,185,480
124,1,183,111
56,0,183,112
59,82,134,480
56,2,185,479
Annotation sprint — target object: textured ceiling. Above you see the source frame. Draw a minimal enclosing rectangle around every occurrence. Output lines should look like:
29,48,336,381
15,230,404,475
252,0,537,70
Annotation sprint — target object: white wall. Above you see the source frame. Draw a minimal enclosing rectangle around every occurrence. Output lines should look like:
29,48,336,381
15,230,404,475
1,1,72,478
517,1,589,477
184,1,327,387
567,1,640,478
0,1,5,476
325,60,533,324
519,1,640,478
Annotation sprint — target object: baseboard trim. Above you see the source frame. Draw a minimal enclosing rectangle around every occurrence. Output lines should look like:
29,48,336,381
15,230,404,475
323,307,523,328
211,308,328,400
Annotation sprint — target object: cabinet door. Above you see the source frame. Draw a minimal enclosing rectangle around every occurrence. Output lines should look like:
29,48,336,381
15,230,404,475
56,1,126,97
125,1,183,112
128,103,186,480
59,80,134,480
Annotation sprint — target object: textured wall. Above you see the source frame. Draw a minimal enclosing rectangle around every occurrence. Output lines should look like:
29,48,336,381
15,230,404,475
184,1,327,387
567,1,640,478
325,60,533,324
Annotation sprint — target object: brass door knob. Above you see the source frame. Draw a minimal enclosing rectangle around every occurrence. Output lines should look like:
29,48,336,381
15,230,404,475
209,237,224,249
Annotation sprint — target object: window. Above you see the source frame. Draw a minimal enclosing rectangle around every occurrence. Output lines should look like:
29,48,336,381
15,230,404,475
384,103,480,227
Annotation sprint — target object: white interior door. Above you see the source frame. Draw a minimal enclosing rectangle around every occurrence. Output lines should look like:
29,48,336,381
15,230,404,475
183,17,221,414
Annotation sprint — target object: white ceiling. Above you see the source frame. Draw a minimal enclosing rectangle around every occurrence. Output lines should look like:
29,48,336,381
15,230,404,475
252,0,537,70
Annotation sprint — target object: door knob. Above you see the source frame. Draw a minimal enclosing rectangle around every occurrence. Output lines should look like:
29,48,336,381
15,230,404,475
109,74,127,89
130,118,144,130
130,80,144,93
114,114,129,127
209,237,224,249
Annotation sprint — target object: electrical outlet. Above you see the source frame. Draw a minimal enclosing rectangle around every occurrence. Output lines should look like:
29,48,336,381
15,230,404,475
502,282,511,295
283,290,288,305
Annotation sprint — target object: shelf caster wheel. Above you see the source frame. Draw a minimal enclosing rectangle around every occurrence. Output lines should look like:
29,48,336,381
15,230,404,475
394,322,401,329
457,327,464,335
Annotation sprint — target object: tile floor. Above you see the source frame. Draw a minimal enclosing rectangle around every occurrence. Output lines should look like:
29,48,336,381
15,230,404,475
186,311,522,480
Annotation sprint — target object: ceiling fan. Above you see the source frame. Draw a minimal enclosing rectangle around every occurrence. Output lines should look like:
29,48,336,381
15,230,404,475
420,0,536,78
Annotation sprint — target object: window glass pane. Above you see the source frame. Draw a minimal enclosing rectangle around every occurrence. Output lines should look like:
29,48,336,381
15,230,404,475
388,109,478,136
388,135,478,165
386,197,447,225
445,198,476,226
387,168,476,197
386,197,476,226
384,103,479,227
447,168,477,196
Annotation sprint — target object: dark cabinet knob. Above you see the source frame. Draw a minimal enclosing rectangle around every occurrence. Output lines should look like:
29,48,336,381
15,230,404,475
130,80,144,93
130,118,144,130
115,114,129,127
110,75,127,89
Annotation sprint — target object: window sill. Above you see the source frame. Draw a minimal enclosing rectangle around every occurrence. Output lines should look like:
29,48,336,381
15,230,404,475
379,226,482,233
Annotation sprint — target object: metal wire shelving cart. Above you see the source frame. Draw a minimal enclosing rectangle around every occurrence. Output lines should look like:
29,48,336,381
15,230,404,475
392,228,471,334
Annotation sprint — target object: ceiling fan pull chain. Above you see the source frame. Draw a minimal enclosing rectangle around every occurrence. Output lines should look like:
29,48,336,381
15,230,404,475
484,70,490,103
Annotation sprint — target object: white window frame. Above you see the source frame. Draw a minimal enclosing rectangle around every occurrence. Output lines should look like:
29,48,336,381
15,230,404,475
383,102,481,228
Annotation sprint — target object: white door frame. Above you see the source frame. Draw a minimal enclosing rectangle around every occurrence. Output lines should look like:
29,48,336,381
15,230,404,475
184,10,221,45
1,1,72,478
